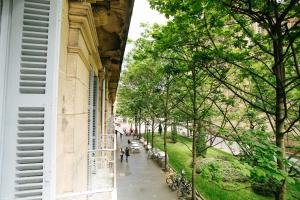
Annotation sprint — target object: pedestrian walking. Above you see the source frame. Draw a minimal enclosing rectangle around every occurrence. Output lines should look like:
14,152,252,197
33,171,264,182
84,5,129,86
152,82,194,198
120,148,124,162
125,147,130,162
128,139,131,145
130,128,133,136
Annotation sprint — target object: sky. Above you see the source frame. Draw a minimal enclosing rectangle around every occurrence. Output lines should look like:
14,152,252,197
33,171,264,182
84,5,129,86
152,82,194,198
122,0,167,63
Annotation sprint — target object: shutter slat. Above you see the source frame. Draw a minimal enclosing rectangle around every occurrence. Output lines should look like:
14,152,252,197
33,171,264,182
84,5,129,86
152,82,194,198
22,37,48,45
15,176,43,183
17,138,44,144
17,146,44,151
15,196,43,200
20,75,46,81
17,151,44,157
15,106,45,198
15,189,43,196
22,51,48,57
16,163,44,171
17,158,43,164
24,2,50,10
24,7,49,17
23,25,49,33
18,118,44,122
23,19,49,27
21,62,47,68
23,31,48,39
17,132,44,138
15,183,43,191
17,170,43,176
20,82,46,88
20,1,49,95
19,88,46,94
24,13,50,22
20,68,47,75
26,0,50,4
22,43,48,50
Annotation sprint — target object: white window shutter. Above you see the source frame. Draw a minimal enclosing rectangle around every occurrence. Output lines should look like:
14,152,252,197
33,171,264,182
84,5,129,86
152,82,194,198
88,71,95,152
92,76,99,150
0,0,61,199
88,72,99,179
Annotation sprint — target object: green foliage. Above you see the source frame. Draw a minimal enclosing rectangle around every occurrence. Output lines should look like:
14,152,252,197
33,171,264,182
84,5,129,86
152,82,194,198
150,134,300,200
118,0,300,198
236,129,298,196
151,134,273,200
197,158,249,183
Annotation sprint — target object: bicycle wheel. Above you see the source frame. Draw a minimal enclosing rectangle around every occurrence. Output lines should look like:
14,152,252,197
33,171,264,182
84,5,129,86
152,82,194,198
177,185,184,197
170,180,179,191
184,183,192,198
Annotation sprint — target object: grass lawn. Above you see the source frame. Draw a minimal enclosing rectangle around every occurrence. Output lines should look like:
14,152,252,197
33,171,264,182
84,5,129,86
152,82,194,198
145,133,300,200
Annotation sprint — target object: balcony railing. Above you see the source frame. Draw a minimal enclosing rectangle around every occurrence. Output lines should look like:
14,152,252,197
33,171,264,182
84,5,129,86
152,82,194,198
56,130,117,200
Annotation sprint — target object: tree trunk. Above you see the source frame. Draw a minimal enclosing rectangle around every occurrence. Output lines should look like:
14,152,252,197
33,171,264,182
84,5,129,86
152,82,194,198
134,115,138,137
164,81,170,171
196,121,207,157
186,120,189,137
192,68,197,200
144,121,149,146
192,118,197,200
273,26,286,200
151,118,155,149
146,124,149,145
138,117,141,140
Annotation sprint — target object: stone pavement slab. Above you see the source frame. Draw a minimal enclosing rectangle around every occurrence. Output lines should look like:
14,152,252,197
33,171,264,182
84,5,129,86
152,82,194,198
117,135,177,200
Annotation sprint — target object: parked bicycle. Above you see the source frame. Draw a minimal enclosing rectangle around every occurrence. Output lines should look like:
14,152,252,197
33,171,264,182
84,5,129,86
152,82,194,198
177,178,192,198
166,169,186,191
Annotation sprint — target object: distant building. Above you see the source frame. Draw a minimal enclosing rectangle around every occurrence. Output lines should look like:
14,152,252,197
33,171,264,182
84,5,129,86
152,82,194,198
0,0,134,199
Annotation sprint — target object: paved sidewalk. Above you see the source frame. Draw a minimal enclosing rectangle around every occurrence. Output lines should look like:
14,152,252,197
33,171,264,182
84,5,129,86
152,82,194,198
116,135,177,200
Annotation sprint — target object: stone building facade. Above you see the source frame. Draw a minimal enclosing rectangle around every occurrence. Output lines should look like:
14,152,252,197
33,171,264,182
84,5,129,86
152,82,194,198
0,0,133,199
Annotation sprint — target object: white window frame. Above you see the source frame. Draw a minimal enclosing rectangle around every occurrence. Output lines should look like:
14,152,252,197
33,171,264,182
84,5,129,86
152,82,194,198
0,0,12,187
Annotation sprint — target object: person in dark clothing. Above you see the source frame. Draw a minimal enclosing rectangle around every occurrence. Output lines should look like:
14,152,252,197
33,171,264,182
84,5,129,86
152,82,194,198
125,147,130,162
129,128,133,135
128,139,131,145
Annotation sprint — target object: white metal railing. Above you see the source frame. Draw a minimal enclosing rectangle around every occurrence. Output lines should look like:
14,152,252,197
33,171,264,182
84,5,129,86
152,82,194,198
100,134,115,150
56,130,117,200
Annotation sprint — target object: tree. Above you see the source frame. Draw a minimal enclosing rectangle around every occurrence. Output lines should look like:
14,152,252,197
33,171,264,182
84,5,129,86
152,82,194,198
150,18,230,199
148,1,300,199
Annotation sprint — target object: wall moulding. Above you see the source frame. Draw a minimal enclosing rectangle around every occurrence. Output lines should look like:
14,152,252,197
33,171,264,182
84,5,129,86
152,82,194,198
68,2,102,75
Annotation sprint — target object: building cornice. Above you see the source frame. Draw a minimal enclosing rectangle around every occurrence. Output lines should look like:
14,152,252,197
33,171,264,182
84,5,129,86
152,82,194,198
68,2,102,75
